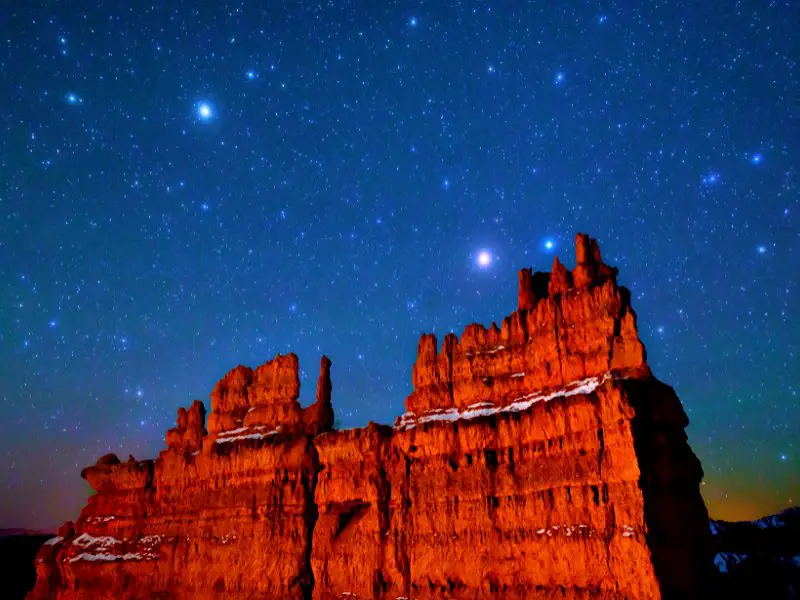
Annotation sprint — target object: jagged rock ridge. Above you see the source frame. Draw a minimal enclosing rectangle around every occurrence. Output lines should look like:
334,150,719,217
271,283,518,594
30,234,713,600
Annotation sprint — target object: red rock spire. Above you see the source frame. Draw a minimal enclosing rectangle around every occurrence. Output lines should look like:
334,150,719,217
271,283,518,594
166,400,206,454
572,232,618,288
303,355,334,435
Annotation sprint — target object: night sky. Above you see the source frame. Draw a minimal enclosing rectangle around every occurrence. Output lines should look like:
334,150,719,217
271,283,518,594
1,2,797,530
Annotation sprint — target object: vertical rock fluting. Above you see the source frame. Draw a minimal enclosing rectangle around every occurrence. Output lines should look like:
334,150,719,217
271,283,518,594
30,354,328,600
311,423,402,600
30,234,712,599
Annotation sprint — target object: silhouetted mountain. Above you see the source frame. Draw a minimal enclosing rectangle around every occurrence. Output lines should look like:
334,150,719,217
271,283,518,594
712,508,800,599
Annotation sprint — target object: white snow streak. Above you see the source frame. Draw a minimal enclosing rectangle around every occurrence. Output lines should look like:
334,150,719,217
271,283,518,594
215,425,280,444
398,373,609,429
69,552,146,563
72,533,121,549
464,345,506,357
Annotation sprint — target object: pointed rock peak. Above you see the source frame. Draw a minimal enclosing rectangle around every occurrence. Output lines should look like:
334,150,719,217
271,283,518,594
548,256,573,295
167,400,207,453
176,406,188,430
57,521,74,538
418,333,438,357
518,268,536,311
210,365,254,415
442,332,458,357
188,399,206,427
518,268,551,310
412,333,440,390
573,233,618,288
302,355,335,436
575,233,594,265
316,356,332,406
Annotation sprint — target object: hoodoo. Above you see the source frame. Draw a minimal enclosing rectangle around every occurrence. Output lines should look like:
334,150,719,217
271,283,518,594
30,234,712,599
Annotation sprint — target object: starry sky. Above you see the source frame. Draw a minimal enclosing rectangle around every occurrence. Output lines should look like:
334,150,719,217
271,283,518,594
1,1,797,530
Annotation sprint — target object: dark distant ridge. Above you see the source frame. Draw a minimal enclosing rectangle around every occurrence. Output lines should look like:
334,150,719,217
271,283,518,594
710,506,799,534
0,528,53,538
711,507,800,599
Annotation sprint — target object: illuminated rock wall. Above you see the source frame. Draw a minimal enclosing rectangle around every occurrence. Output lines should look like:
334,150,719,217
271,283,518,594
30,235,712,600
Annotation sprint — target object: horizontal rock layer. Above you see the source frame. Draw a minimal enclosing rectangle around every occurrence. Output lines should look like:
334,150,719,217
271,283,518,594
30,234,712,600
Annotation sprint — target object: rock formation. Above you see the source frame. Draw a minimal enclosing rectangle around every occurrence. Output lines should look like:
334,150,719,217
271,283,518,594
30,234,713,599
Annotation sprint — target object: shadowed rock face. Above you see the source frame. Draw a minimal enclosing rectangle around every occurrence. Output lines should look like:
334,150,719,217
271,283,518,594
30,234,713,600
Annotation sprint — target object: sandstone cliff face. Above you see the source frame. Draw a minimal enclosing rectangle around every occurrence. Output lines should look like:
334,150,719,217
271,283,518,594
31,234,712,600
31,355,334,600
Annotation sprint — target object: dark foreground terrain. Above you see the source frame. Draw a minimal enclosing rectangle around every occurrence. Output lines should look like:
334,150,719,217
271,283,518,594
712,508,800,599
0,532,53,599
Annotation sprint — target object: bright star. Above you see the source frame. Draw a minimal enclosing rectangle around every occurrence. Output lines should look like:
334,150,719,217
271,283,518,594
702,172,720,186
197,101,214,121
780,453,788,461
598,15,608,24
66,93,81,105
477,250,492,268
749,153,763,165
543,239,555,251
246,70,257,80
757,245,767,254
554,72,566,86
409,16,418,27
